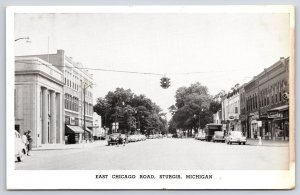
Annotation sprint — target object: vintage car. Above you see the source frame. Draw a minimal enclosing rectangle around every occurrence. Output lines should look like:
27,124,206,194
212,131,225,143
198,132,206,141
15,130,27,162
120,134,128,144
128,134,138,142
107,133,121,146
225,131,247,145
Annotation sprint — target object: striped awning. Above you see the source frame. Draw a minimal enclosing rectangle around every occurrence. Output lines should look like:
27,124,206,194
268,105,289,112
66,125,84,134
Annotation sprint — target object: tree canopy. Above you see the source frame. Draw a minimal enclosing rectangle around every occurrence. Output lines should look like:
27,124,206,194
94,88,167,135
168,82,216,136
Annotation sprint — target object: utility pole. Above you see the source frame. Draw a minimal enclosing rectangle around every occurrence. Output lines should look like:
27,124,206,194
83,83,93,141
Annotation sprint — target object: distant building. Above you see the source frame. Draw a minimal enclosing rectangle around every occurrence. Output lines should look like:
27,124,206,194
17,50,94,144
239,84,247,135
93,112,106,139
221,84,241,133
213,110,222,124
15,57,64,148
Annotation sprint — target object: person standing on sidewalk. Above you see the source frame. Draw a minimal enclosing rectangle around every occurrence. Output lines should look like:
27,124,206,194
26,130,33,156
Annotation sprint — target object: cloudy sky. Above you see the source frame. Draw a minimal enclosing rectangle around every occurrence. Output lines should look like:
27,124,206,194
14,11,291,118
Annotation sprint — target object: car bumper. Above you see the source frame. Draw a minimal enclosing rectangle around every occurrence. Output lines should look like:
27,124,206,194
229,139,247,143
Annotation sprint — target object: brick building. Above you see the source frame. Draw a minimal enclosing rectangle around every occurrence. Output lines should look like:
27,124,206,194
244,57,289,140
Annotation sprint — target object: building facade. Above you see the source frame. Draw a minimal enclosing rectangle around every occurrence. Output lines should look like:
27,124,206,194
239,84,247,136
15,57,64,147
93,112,106,139
221,84,241,134
244,57,289,140
213,111,222,124
18,50,94,144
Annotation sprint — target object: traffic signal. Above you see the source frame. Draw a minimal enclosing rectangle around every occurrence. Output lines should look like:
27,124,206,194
160,77,171,89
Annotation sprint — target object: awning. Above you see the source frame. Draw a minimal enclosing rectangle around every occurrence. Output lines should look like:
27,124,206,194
85,128,93,134
66,125,84,134
268,105,289,112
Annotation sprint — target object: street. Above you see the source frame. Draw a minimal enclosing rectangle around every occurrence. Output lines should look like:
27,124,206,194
15,138,289,170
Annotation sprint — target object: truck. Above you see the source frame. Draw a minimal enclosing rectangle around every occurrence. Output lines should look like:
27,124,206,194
204,123,223,141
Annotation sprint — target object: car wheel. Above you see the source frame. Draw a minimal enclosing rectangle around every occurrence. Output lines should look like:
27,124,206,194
239,142,241,145
243,142,246,145
229,142,232,145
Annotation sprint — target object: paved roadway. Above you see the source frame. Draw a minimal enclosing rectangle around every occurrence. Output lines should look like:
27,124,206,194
15,138,289,170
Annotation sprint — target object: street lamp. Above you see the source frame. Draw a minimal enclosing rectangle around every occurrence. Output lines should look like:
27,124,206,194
83,82,93,141
15,37,31,42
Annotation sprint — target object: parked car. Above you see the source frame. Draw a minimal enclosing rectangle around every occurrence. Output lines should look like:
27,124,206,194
195,132,206,141
204,123,223,141
120,134,128,144
128,135,137,142
107,133,121,146
15,130,27,162
212,131,225,143
140,134,146,141
198,132,206,141
167,134,173,138
225,131,247,145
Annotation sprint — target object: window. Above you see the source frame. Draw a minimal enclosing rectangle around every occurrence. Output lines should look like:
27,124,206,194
279,92,282,102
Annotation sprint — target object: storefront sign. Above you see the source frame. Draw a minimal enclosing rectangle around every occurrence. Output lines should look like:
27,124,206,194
70,117,76,125
257,121,262,127
268,111,280,118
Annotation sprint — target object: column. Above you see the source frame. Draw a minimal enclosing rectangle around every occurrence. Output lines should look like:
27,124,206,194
42,87,48,144
50,90,56,144
56,92,61,144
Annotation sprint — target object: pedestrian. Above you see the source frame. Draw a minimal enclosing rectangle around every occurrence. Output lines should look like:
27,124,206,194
21,131,28,155
254,131,258,140
26,130,33,156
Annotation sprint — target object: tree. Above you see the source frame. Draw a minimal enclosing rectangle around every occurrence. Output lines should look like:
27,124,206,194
94,88,166,135
209,101,222,114
169,82,214,136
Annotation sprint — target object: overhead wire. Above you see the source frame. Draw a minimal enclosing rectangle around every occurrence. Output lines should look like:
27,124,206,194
15,60,253,76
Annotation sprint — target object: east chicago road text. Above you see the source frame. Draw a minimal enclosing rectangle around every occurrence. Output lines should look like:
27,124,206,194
95,174,213,180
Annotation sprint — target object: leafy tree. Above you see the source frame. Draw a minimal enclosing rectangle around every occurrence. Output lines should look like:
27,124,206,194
94,88,166,135
169,82,214,136
209,101,222,114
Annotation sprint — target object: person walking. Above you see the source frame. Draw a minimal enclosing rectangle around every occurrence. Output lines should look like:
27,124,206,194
21,131,28,155
26,130,33,156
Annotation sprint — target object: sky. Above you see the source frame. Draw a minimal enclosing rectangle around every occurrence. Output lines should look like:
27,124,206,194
14,12,291,119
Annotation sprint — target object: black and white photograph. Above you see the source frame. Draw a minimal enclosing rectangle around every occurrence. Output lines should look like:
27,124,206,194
6,5,295,189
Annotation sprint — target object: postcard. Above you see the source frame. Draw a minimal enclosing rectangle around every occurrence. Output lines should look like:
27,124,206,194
6,5,295,189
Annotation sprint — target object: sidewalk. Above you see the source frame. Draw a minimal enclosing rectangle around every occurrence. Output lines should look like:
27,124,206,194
247,138,289,147
32,140,107,151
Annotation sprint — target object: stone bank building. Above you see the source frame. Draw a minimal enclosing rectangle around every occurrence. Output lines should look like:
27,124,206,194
15,50,94,147
15,57,64,147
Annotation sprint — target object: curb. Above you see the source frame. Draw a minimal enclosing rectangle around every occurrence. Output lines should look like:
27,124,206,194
32,142,107,151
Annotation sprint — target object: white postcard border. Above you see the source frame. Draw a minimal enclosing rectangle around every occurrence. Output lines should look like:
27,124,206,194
6,5,295,190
